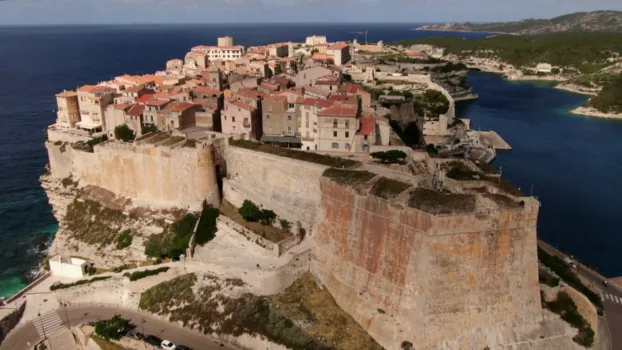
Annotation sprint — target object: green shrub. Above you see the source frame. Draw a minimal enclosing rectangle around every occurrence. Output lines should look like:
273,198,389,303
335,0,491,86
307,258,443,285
116,230,132,250
259,209,276,225
370,150,408,164
280,219,291,232
94,315,133,340
144,214,198,259
539,269,560,287
87,135,108,147
195,206,219,245
538,247,603,313
401,341,414,350
50,276,111,291
114,124,135,142
239,200,262,222
371,177,411,199
544,291,594,347
126,267,170,281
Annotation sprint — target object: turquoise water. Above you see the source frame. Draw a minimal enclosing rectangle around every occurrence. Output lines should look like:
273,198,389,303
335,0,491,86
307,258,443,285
458,71,622,277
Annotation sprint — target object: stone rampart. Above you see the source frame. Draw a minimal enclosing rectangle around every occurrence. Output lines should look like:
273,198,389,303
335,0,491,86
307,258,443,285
311,178,542,349
223,146,327,230
45,140,220,208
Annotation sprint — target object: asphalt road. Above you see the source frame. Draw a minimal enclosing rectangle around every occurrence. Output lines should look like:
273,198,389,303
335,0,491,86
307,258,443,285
0,305,236,350
539,241,622,350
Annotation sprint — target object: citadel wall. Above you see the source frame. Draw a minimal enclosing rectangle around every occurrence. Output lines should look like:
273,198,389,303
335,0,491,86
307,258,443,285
222,146,327,230
45,140,220,208
311,178,542,349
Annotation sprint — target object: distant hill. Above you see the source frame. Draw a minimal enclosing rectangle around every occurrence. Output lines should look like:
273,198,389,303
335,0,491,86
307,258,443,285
418,11,622,34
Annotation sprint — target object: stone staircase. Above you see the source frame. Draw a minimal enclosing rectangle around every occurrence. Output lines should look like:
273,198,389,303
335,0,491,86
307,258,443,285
33,311,78,350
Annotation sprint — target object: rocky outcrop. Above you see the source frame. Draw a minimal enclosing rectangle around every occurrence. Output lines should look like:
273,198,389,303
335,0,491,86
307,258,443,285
0,301,26,345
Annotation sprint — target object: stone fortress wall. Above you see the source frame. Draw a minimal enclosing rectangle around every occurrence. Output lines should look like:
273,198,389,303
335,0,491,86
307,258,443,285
45,139,220,209
311,178,543,350
222,146,327,230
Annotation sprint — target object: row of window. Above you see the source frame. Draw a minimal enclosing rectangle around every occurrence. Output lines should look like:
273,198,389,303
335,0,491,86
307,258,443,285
334,131,350,138
331,143,351,150
265,115,294,121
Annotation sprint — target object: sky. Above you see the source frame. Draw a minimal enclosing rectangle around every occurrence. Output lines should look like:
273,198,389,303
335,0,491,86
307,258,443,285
0,0,621,25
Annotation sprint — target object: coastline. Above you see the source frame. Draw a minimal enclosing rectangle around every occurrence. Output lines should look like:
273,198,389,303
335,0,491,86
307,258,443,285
569,106,622,120
413,28,518,35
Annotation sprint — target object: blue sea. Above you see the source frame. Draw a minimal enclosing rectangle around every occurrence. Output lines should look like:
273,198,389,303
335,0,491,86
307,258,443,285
0,24,618,297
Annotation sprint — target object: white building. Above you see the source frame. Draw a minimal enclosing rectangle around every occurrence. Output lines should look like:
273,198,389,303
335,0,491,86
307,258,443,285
49,256,88,279
191,45,245,61
306,35,327,46
536,63,553,73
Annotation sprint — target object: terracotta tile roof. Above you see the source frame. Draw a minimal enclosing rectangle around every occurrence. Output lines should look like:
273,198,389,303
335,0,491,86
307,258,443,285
125,85,145,93
229,100,256,112
357,116,375,136
317,106,356,117
126,104,146,117
329,95,349,101
262,95,288,103
115,103,132,111
328,42,349,50
314,80,338,86
316,99,335,108
192,87,222,96
301,98,317,106
161,101,196,113
236,88,267,99
145,99,170,107
153,92,171,99
77,85,110,93
136,94,155,104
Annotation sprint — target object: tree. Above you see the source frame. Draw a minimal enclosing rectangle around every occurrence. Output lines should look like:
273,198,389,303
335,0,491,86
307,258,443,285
259,209,276,225
551,67,561,74
280,219,291,232
116,230,132,250
195,206,219,245
370,150,408,164
94,315,133,340
114,124,135,142
342,73,352,82
239,200,261,222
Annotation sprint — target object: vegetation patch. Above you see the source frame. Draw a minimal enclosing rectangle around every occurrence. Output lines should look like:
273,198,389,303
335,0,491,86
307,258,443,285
586,76,622,113
238,200,276,225
65,199,127,246
140,272,382,350
371,177,411,199
114,124,135,142
445,161,523,196
539,267,560,287
124,267,170,281
86,135,109,148
61,176,77,188
115,230,132,250
220,200,291,243
408,188,476,215
93,315,133,341
413,89,450,119
50,276,111,291
538,247,603,313
543,291,594,347
195,205,220,245
230,139,358,168
323,168,376,187
144,213,198,259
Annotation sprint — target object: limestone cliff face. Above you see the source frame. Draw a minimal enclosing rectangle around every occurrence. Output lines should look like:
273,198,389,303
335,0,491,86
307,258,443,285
46,140,220,209
311,179,544,349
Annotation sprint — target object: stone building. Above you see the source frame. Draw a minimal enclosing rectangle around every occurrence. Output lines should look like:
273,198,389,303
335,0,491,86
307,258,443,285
76,85,116,133
157,101,198,131
221,99,261,140
326,42,351,66
55,90,80,129
260,95,300,146
317,106,359,152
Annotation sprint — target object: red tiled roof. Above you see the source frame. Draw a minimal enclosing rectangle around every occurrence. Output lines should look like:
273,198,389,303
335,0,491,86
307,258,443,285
145,99,170,107
357,116,375,136
329,95,349,101
314,80,338,86
161,102,195,113
153,92,171,99
77,85,110,93
115,103,132,111
236,88,268,99
192,87,221,96
229,99,256,112
136,94,155,103
317,106,356,117
126,86,144,93
328,43,349,50
126,104,146,117
262,95,288,103
316,99,335,108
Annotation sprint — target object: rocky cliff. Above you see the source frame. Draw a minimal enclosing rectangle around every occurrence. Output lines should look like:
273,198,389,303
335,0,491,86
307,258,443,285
310,177,581,349
418,11,622,34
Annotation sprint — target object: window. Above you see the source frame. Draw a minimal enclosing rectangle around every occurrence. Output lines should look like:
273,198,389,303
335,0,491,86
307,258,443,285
345,143,351,150
288,103,295,109
232,117,235,122
266,115,271,120
287,115,292,121
331,143,339,149
333,131,337,137
333,119,338,128
364,135,368,141
345,132,349,138
345,121,349,129
288,126,292,133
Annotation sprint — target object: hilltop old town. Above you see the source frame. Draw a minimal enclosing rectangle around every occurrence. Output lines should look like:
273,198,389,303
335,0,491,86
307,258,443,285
0,34,608,350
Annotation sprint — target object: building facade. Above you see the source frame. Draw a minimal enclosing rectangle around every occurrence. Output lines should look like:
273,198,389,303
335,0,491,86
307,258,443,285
317,106,359,152
76,85,116,132
221,99,261,140
55,91,80,129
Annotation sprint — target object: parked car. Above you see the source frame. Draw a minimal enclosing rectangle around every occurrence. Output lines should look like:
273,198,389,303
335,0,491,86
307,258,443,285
144,335,163,346
127,330,144,340
161,340,177,350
